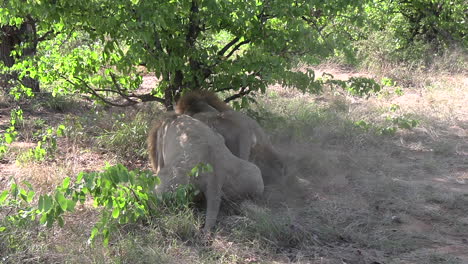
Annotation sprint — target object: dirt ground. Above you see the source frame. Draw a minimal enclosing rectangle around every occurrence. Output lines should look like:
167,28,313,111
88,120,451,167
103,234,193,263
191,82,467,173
260,65,468,263
1,65,467,263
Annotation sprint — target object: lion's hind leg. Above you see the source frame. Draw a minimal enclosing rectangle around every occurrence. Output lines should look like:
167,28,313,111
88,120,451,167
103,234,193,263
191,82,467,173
221,158,264,201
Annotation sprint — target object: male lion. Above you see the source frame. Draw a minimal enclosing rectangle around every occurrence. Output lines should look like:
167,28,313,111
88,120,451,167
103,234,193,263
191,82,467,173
189,111,256,160
175,91,290,186
147,113,264,232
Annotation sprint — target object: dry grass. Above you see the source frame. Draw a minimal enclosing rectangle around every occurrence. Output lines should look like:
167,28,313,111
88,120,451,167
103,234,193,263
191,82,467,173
1,64,468,263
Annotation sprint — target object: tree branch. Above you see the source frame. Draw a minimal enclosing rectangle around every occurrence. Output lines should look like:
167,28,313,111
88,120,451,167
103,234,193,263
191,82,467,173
60,75,165,106
217,37,240,56
224,87,252,103
225,40,250,59
132,93,165,104
36,30,55,42
214,86,234,92
75,76,138,107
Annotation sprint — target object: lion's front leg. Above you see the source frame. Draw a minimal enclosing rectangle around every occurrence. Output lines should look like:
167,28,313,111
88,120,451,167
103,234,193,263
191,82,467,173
202,173,222,232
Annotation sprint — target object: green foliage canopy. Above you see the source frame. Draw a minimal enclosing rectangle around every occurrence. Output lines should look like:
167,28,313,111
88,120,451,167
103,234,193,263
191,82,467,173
1,0,365,108
357,0,466,63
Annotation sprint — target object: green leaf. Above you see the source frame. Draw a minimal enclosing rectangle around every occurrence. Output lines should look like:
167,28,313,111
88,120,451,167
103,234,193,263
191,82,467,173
84,173,96,190
38,195,45,211
0,145,7,154
5,133,14,144
0,226,6,232
41,195,53,212
39,213,48,225
56,124,66,136
67,199,77,212
27,190,35,203
103,229,110,246
62,177,71,190
46,213,55,227
0,190,8,204
119,170,128,182
19,188,28,202
128,171,135,185
13,17,23,26
89,227,99,243
23,180,33,190
10,183,18,199
76,172,84,183
58,216,64,227
190,166,199,178
55,192,68,211
112,207,120,218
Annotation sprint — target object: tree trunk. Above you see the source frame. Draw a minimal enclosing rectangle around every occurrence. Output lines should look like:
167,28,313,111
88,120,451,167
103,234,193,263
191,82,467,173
164,88,174,110
22,77,40,92
164,70,185,110
0,26,20,90
0,29,16,67
0,19,40,93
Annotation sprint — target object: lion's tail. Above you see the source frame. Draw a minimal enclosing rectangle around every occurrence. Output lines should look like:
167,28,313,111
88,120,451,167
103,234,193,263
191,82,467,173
147,120,163,173
148,113,179,173
175,90,232,115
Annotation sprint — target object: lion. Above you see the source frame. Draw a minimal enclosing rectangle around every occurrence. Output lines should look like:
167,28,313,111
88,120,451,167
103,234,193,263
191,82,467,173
190,111,256,160
147,113,264,232
175,91,290,186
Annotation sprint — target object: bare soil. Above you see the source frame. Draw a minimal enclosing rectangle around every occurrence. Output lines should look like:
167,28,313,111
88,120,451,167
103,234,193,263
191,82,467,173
261,65,468,263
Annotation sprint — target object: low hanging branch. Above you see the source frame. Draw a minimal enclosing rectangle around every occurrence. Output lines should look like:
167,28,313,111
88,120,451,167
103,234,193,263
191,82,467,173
61,74,165,107
224,86,252,103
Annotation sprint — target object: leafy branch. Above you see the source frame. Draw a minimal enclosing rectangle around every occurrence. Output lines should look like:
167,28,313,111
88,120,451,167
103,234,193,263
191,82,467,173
60,74,165,107
0,163,205,245
0,164,160,245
